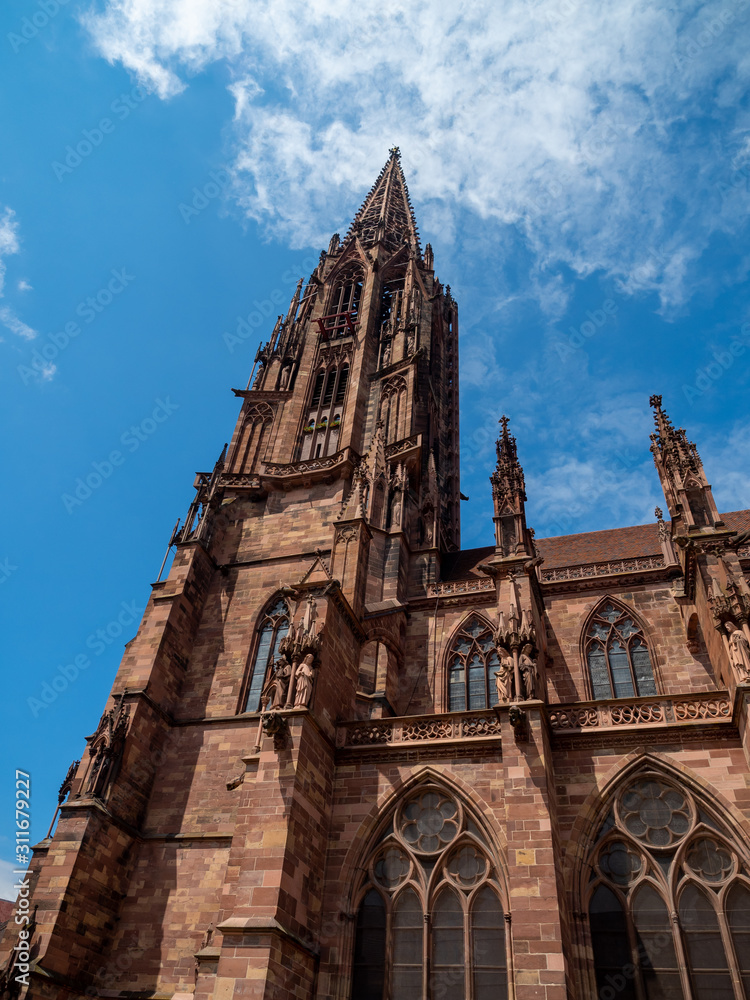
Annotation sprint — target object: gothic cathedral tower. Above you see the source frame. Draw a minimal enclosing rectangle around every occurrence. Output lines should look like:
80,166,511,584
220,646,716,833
6,151,750,1000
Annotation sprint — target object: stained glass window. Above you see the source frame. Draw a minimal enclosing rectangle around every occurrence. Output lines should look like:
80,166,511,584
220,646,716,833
447,617,498,711
243,598,289,712
351,784,508,1000
584,600,657,700
587,770,750,1000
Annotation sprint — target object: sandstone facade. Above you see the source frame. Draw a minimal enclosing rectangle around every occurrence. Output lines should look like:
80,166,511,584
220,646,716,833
3,150,750,1000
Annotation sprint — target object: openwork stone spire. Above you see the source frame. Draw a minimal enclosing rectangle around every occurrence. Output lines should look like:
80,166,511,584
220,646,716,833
345,147,421,253
490,416,531,557
649,394,722,531
649,394,702,478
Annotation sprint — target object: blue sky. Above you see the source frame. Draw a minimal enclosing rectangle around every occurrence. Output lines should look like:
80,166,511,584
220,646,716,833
1,0,749,897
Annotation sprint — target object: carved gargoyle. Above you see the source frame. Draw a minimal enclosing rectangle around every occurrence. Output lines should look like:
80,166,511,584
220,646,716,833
262,712,290,750
508,705,527,741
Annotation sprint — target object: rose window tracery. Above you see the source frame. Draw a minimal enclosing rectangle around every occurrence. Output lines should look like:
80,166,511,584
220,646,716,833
399,790,459,853
617,777,692,848
351,784,508,1000
373,846,410,890
586,769,750,1000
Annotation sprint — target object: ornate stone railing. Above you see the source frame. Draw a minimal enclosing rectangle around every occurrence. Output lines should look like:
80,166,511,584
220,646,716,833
337,709,502,748
548,692,732,732
427,579,495,597
264,447,355,478
541,555,665,583
385,435,421,460
219,473,262,489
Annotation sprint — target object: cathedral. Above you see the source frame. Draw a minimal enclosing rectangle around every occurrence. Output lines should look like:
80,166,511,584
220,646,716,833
5,148,750,1000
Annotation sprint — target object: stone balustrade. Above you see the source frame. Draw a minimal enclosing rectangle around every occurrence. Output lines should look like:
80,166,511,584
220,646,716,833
548,691,732,731
337,692,733,750
337,709,502,748
541,554,665,582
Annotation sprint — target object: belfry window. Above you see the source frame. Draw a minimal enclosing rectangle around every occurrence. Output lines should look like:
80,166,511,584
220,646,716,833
446,617,500,712
351,784,509,1000
584,600,656,700
323,271,363,337
587,770,750,1000
300,364,349,461
243,598,289,713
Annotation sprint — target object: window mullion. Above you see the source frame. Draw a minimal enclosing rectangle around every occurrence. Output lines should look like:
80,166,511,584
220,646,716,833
624,895,648,1000
465,899,472,1000
625,636,638,696
716,896,747,1000
673,908,697,1000
423,905,429,1000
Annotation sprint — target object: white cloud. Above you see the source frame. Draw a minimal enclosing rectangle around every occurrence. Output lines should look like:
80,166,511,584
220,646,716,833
704,418,750,514
83,0,750,312
0,306,36,341
0,206,21,298
0,207,36,341
18,279,32,292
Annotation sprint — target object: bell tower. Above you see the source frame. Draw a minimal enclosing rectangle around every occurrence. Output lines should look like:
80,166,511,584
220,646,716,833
194,145,460,570
7,152,464,1000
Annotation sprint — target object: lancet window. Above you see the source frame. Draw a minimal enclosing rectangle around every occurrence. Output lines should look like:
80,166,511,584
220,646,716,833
380,375,408,444
351,783,509,1000
324,269,363,337
300,363,349,460
233,402,274,473
586,769,750,1000
243,598,290,713
446,617,500,712
584,600,657,700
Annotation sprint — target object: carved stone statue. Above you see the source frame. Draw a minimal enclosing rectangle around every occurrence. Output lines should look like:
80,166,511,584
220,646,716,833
264,655,291,709
519,644,538,700
293,653,316,708
727,623,750,680
280,365,291,390
494,650,514,704
381,342,391,367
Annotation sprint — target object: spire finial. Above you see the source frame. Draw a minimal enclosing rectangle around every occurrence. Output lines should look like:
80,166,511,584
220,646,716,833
389,145,401,158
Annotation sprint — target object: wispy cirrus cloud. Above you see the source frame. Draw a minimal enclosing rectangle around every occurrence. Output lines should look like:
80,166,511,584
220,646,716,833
0,208,36,341
83,0,750,314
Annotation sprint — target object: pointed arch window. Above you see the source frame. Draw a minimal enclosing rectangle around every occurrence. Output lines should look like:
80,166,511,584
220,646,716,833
585,769,750,1000
447,618,500,712
300,363,349,460
351,784,509,1000
324,267,363,337
243,598,290,713
584,600,656,700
